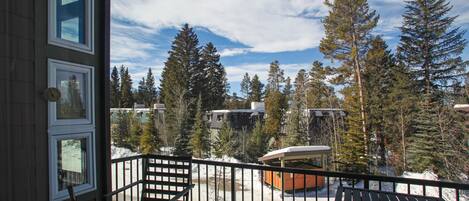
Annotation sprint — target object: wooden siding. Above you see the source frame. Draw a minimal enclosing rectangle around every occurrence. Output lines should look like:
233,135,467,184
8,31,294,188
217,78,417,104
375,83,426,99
0,0,110,200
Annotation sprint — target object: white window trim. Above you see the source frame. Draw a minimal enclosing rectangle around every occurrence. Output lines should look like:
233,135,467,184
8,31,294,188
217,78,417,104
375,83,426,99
48,0,94,54
49,130,96,201
48,59,95,129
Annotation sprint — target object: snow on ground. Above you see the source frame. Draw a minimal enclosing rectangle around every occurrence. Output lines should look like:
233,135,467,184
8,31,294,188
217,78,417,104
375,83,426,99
111,146,138,159
396,171,468,201
110,147,468,201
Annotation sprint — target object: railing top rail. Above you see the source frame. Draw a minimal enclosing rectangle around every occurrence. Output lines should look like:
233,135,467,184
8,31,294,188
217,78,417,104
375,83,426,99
110,154,192,163
192,158,469,190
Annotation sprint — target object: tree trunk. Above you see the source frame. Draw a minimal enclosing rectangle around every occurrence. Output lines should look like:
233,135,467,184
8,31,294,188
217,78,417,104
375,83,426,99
399,108,407,170
351,32,368,159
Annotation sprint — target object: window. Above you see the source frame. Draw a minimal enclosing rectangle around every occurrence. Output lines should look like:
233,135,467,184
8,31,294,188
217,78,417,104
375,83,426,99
48,59,94,126
49,0,94,53
48,59,96,201
217,114,224,122
49,132,96,201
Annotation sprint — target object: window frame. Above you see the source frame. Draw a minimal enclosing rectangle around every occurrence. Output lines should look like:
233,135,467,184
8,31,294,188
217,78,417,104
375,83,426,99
48,59,95,128
48,0,94,54
49,130,96,201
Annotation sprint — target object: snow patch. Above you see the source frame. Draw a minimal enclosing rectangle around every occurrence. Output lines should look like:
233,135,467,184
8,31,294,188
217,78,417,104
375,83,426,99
111,146,138,159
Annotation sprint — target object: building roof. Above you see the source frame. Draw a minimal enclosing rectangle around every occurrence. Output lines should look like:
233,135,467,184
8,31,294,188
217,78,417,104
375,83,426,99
454,104,469,112
258,146,331,162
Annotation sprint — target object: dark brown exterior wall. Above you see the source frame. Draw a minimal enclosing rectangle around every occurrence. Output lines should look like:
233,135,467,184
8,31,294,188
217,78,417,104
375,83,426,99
0,0,110,200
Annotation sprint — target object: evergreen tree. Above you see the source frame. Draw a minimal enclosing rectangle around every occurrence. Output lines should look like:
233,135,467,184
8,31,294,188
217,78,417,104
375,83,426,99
112,111,131,148
136,77,146,105
398,0,468,96
213,121,236,158
144,68,158,107
140,110,161,154
264,61,285,148
320,0,379,158
249,74,264,102
307,61,334,108
282,77,293,109
266,60,284,91
386,62,417,173
339,85,368,173
363,37,394,167
110,66,120,108
160,24,200,148
241,73,251,99
129,113,143,152
408,93,441,172
246,119,269,162
201,42,227,110
120,66,134,108
172,88,192,156
191,95,211,158
241,73,251,108
284,70,308,147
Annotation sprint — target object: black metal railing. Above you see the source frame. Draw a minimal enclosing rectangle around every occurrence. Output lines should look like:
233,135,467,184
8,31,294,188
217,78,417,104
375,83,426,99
106,155,469,201
105,155,145,201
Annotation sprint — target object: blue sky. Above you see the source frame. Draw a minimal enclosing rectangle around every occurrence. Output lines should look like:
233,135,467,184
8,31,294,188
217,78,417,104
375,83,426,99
111,0,469,95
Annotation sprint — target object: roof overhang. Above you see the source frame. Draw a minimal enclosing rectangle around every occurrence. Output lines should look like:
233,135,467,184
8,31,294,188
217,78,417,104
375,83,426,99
258,146,331,162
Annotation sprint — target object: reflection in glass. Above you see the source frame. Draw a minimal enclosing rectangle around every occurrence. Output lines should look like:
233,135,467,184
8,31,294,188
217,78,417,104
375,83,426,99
56,70,87,119
56,0,85,43
57,138,88,191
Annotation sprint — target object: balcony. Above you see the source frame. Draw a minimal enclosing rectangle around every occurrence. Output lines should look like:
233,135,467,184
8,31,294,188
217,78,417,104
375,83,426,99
106,155,469,201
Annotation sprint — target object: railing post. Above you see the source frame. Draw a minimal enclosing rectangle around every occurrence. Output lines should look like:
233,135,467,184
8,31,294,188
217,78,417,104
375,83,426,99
364,179,369,189
231,166,236,201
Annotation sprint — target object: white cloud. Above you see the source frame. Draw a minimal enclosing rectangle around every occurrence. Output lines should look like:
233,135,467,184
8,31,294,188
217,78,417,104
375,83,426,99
111,35,154,62
111,0,325,53
219,48,251,57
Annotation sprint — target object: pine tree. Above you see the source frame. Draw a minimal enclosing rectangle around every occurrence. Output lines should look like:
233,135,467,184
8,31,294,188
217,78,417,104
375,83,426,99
201,42,227,110
172,88,192,156
363,37,394,167
408,93,441,172
339,85,368,173
282,77,292,109
386,63,417,173
241,73,251,108
249,74,264,102
110,66,120,108
140,110,161,154
213,121,236,158
264,61,285,148
136,77,146,105
112,111,131,148
284,70,308,147
320,0,379,159
307,61,334,108
398,0,468,96
129,113,143,152
160,24,200,149
191,95,211,158
266,60,284,91
246,119,269,162
241,73,251,99
120,66,134,108
144,68,158,107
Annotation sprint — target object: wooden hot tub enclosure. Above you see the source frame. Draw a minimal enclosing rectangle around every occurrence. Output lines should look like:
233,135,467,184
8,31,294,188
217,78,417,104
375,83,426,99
258,146,331,192
263,169,326,191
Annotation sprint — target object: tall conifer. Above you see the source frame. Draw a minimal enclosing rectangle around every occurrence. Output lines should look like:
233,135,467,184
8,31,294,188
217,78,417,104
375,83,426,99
320,0,379,159
398,0,468,96
201,42,227,110
120,66,134,108
110,66,120,108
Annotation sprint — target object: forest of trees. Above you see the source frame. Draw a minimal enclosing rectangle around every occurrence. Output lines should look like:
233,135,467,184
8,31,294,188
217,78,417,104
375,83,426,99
110,0,469,180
